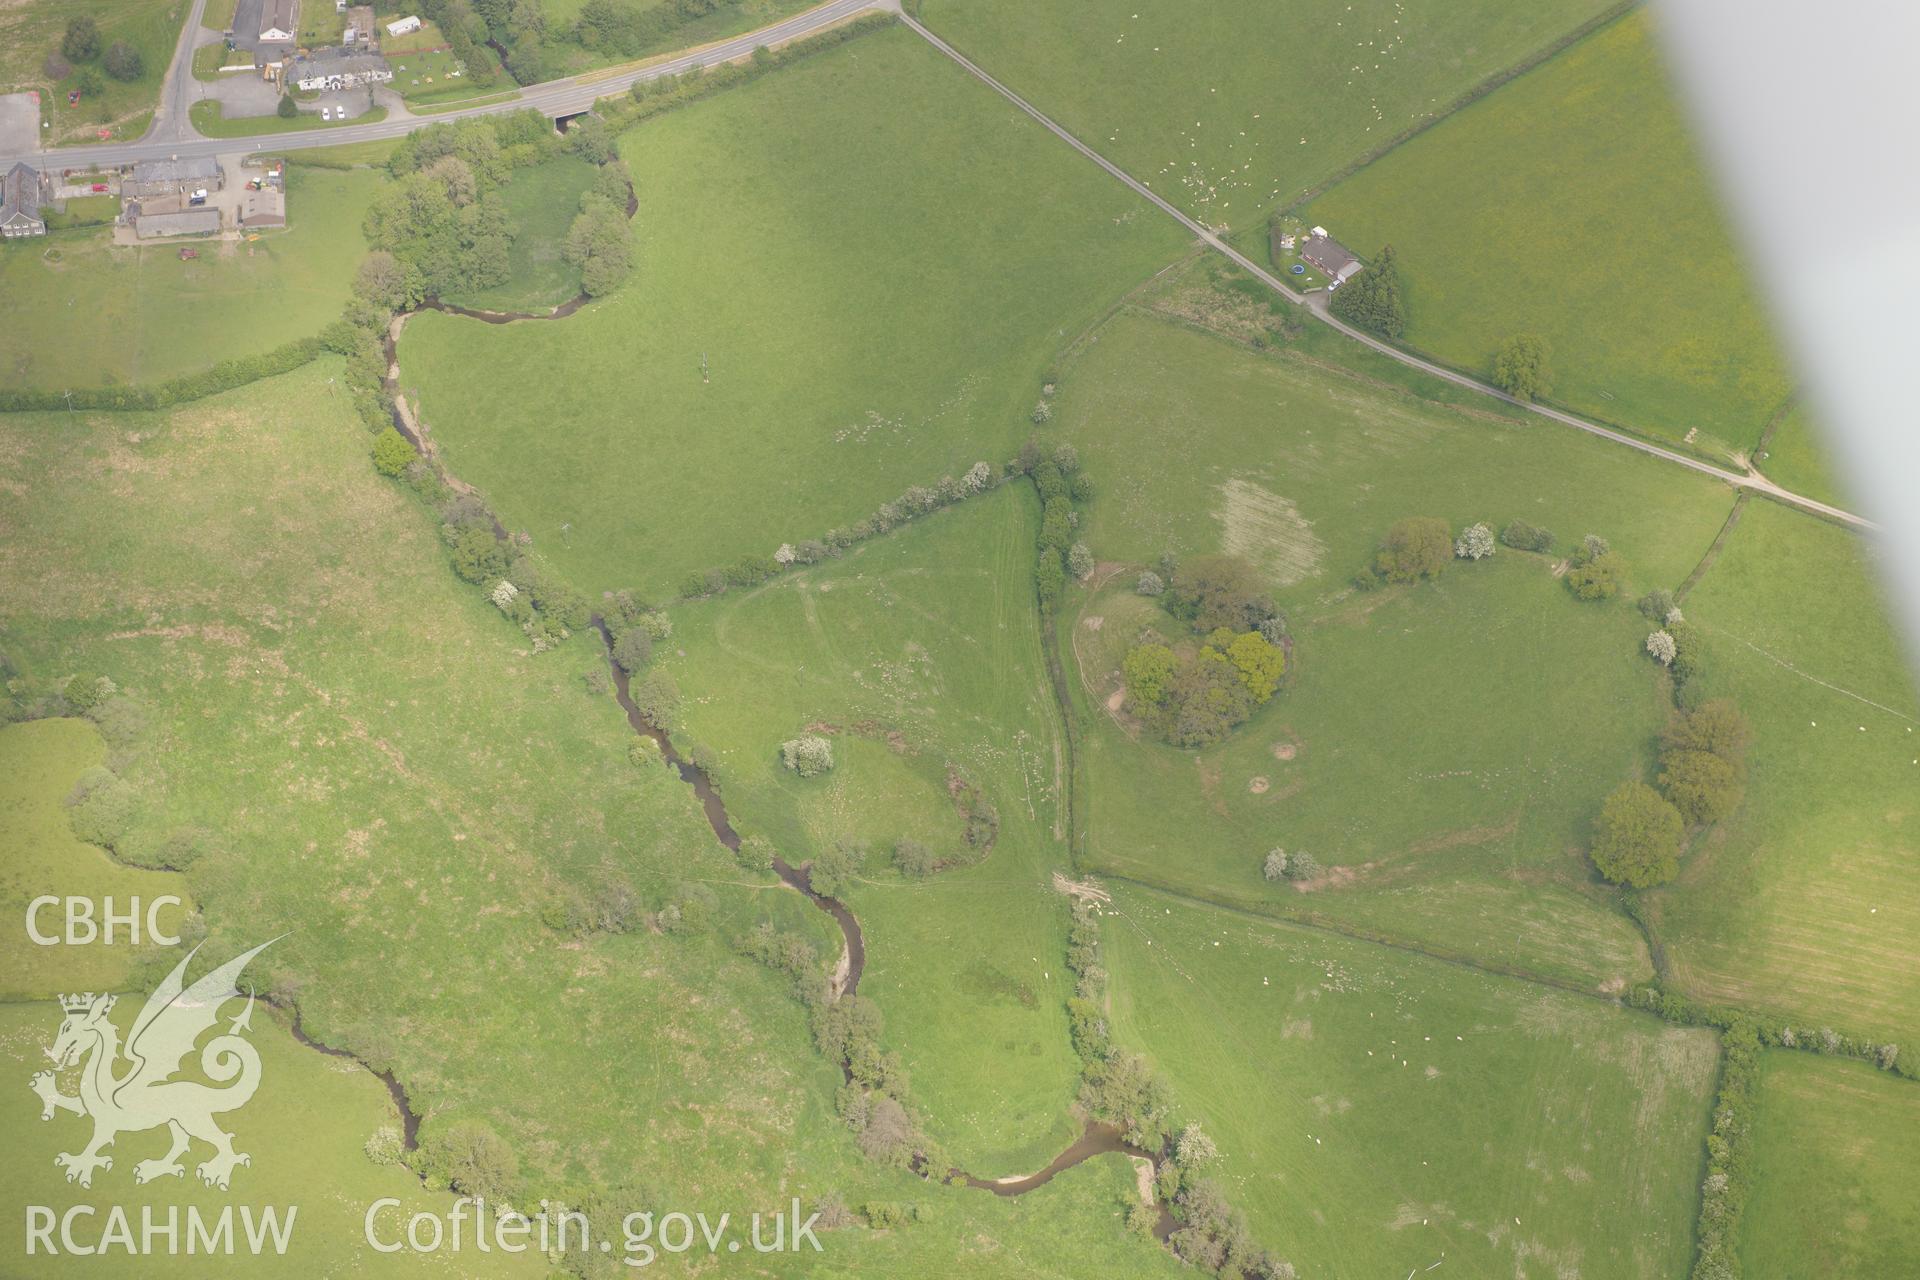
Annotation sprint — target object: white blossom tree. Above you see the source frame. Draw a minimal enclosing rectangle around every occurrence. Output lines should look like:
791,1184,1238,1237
1646,629,1677,665
489,579,519,611
1454,522,1496,560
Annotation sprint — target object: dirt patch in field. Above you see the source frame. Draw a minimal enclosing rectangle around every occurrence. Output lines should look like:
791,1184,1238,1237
1404,813,1520,856
1271,735,1300,762
1215,478,1325,587
1194,756,1228,817
1248,775,1270,794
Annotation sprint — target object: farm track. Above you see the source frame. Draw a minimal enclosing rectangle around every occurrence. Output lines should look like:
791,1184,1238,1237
893,10,1871,534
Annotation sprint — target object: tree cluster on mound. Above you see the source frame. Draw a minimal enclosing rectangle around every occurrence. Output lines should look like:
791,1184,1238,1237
1590,699,1749,887
1123,555,1285,748
1564,533,1629,601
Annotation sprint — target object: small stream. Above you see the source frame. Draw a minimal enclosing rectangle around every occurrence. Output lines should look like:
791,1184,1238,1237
379,218,1165,1216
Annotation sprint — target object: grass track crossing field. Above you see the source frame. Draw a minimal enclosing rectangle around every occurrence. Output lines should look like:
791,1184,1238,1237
1647,500,1920,1044
1303,12,1793,455
916,0,1620,229
0,169,382,391
397,25,1187,599
1738,1052,1920,1277
1103,885,1717,1279
657,490,1087,1170
1051,310,1735,985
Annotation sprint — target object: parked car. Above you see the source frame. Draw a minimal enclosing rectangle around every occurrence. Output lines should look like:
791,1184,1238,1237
90,183,108,193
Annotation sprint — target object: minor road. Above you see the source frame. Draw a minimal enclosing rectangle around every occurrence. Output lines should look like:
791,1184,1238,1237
1,0,881,171
894,10,1870,532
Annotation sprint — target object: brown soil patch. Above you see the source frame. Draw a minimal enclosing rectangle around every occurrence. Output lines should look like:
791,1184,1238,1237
1248,776,1270,794
1082,615,1104,631
1272,740,1298,761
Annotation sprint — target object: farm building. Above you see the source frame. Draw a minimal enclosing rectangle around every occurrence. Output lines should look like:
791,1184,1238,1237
259,0,297,42
130,208,222,239
240,188,286,228
124,157,225,200
1,162,50,238
1301,231,1364,288
291,48,394,92
386,14,422,36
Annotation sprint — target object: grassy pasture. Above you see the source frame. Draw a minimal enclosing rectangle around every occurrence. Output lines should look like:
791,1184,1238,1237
1756,399,1851,510
1049,309,1736,984
0,1001,543,1278
398,25,1187,598
1303,12,1793,456
656,491,1087,1171
916,0,1619,229
0,0,185,145
1647,501,1920,1044
0,719,192,999
441,154,597,312
0,364,897,1223
0,168,380,391
1739,1052,1920,1277
1103,885,1718,1279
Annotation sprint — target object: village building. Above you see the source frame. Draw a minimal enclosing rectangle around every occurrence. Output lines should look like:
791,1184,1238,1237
230,0,300,66
123,157,225,201
128,207,222,239
386,14,422,36
1,162,51,238
240,187,286,228
1301,228,1364,288
290,48,395,93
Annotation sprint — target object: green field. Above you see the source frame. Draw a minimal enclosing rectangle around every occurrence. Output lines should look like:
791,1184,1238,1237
1103,885,1718,1278
1756,400,1852,510
1647,500,1920,1044
1739,1052,1920,1277
1050,309,1735,984
0,362,1205,1275
917,0,1619,228
1303,12,1793,456
0,1002,544,1277
0,169,380,391
398,25,1187,598
0,0,185,145
0,365,841,1213
0,719,192,999
442,154,598,312
658,490,1087,1171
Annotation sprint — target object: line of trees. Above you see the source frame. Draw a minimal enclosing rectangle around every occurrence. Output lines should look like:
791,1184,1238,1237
1061,896,1296,1277
1590,700,1749,888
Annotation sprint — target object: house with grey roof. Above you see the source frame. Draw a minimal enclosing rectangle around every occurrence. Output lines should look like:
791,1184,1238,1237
124,158,225,200
290,48,394,92
2,162,50,238
130,208,222,239
1301,229,1364,289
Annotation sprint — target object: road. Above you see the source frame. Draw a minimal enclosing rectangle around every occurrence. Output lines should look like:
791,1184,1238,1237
1,0,881,172
894,10,1869,532
1,0,1874,530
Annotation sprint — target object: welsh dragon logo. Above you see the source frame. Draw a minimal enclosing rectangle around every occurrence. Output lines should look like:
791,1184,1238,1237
30,938,278,1191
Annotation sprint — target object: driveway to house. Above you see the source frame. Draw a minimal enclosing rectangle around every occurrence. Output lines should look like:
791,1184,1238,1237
2,0,883,172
